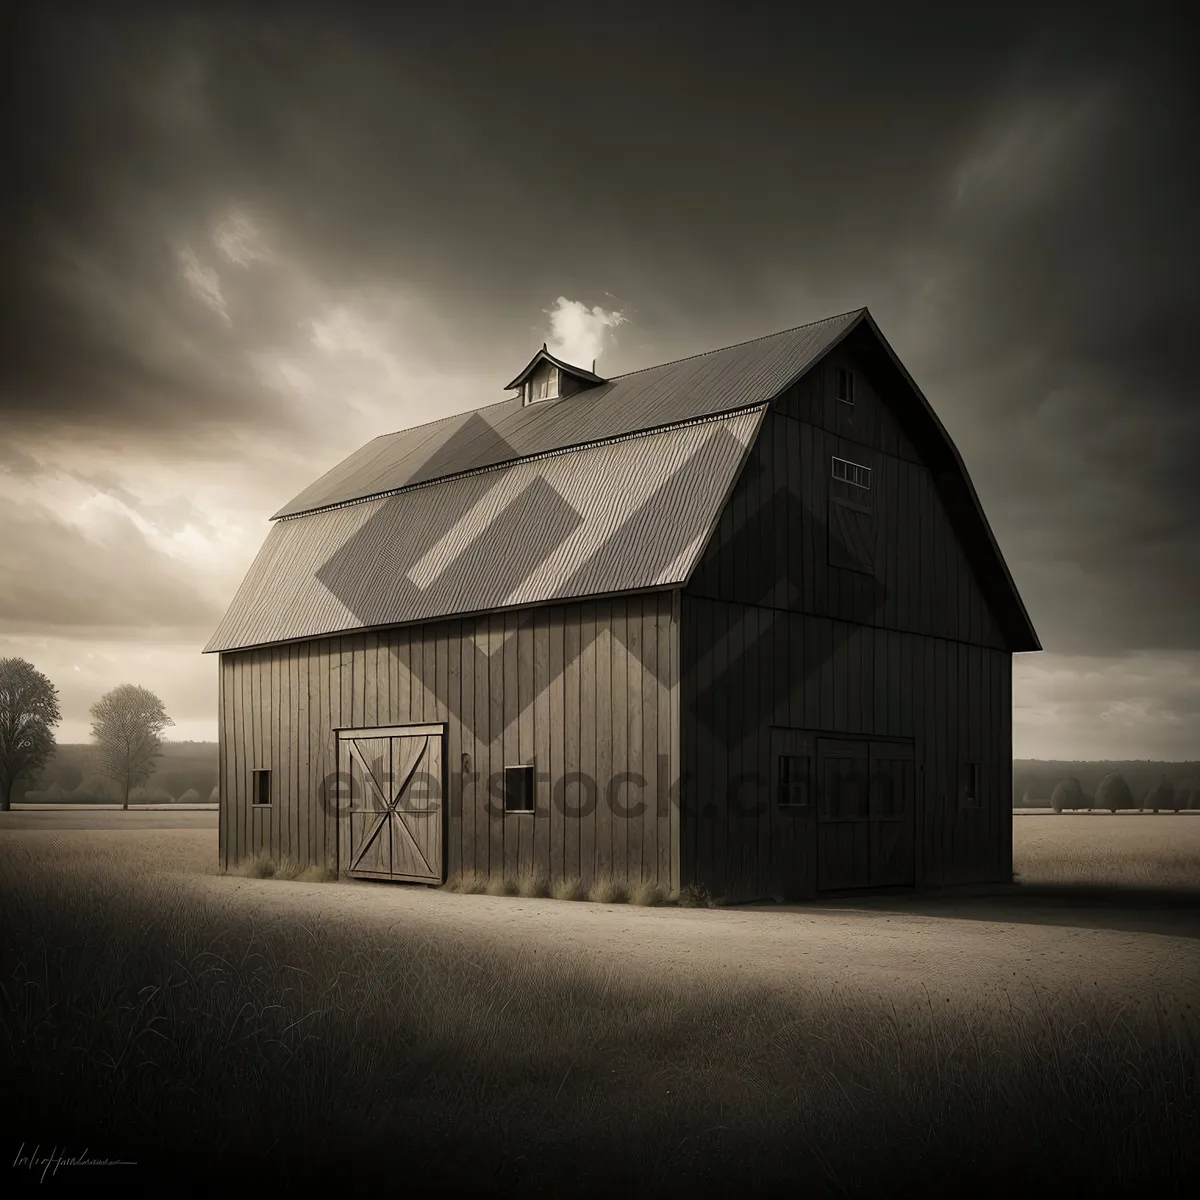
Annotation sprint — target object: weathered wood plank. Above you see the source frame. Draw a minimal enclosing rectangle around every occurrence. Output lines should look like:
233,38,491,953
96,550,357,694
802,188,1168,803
532,607,551,880
579,601,596,883
594,603,613,882
517,611,535,879
563,606,581,882
472,617,490,878
656,594,673,888
641,599,658,887
610,598,628,885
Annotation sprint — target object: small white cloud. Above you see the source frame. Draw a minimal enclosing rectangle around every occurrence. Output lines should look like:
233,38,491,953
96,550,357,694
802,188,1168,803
177,245,229,323
544,296,627,370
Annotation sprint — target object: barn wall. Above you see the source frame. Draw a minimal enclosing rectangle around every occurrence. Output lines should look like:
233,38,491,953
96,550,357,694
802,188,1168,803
218,591,681,890
689,402,1010,650
680,356,1015,899
679,597,1011,899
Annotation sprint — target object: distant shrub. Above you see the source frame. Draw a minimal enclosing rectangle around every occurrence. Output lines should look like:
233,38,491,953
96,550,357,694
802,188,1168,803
175,788,201,805
1095,771,1135,813
1147,777,1178,813
128,785,174,805
1050,778,1084,813
208,786,219,804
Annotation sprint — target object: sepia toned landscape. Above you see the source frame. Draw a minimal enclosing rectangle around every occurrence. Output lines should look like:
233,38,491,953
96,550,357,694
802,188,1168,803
1,807,1197,1194
5,4,1197,1196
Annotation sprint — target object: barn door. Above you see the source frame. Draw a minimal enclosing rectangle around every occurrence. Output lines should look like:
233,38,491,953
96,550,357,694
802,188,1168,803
816,736,916,891
816,737,871,890
337,724,445,884
868,741,916,887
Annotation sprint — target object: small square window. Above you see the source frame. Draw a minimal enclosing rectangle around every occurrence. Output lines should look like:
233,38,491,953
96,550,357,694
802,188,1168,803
252,769,271,806
836,367,855,405
504,765,535,813
777,755,811,807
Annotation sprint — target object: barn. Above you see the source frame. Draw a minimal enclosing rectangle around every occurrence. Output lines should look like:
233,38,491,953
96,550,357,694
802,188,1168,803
204,307,1040,901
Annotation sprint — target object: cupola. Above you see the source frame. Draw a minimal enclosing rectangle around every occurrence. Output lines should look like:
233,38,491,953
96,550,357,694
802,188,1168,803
505,344,607,406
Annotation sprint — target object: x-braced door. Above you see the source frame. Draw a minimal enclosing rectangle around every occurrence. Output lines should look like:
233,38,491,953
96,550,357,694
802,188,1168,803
337,724,445,884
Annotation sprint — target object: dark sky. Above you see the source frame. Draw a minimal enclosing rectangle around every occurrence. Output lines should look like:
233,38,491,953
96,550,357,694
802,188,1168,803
2,1,1197,757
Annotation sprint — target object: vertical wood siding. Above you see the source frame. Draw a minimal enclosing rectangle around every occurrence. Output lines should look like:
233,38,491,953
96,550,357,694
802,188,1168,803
218,592,681,890
681,349,1015,898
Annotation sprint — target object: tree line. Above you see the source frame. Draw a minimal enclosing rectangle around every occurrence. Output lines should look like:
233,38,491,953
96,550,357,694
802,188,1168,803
1032,772,1200,813
0,657,174,812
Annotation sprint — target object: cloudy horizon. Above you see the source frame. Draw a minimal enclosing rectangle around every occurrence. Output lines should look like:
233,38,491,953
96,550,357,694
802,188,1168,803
3,3,1196,759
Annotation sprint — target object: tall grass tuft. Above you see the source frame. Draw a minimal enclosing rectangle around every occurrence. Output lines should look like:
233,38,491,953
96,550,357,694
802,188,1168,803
629,879,667,907
553,875,588,901
516,867,552,898
587,874,629,904
228,852,336,882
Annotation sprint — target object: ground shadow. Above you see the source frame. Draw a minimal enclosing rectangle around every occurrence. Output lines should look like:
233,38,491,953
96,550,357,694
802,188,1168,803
745,883,1200,939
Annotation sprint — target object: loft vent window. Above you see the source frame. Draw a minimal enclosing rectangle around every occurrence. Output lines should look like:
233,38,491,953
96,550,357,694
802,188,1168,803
504,764,535,813
836,367,855,405
831,456,871,490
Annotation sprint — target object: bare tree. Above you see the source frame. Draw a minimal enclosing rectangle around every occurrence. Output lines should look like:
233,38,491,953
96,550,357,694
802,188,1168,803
0,658,62,811
89,684,175,811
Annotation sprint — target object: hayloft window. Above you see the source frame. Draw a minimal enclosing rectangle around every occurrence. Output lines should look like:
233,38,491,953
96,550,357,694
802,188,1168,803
836,367,855,405
777,755,811,807
504,765,535,813
831,456,871,489
252,769,271,807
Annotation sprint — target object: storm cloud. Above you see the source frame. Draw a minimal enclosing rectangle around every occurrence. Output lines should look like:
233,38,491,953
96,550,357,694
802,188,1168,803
2,1,1196,753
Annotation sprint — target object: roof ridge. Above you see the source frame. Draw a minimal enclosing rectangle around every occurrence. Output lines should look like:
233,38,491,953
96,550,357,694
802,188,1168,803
604,307,867,382
361,306,866,444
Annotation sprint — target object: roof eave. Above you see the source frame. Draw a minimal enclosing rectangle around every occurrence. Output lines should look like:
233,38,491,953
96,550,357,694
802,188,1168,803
503,345,607,391
856,311,1042,653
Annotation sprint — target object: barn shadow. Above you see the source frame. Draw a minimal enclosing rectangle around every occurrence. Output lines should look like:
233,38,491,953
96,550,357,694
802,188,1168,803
742,883,1200,940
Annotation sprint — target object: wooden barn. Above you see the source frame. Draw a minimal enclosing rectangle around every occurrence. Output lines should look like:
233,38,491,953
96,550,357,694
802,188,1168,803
204,307,1040,901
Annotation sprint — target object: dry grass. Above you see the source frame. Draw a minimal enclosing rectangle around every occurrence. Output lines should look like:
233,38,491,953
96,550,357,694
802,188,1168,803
0,835,1197,1195
552,875,588,902
629,879,667,907
227,850,337,883
1013,814,1200,889
587,874,629,904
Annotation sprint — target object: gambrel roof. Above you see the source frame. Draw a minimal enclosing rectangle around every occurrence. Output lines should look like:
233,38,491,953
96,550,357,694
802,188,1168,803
204,308,1040,654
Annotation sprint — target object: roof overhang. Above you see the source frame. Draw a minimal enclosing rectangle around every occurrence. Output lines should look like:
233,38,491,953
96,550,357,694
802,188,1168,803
829,311,1041,653
504,345,607,391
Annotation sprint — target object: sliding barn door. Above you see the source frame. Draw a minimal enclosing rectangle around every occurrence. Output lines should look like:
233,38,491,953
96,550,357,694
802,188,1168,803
337,724,445,884
815,735,916,892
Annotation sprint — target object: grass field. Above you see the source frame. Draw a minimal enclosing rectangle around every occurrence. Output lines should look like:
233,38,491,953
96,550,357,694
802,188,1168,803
1015,814,1200,889
0,816,1196,1196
